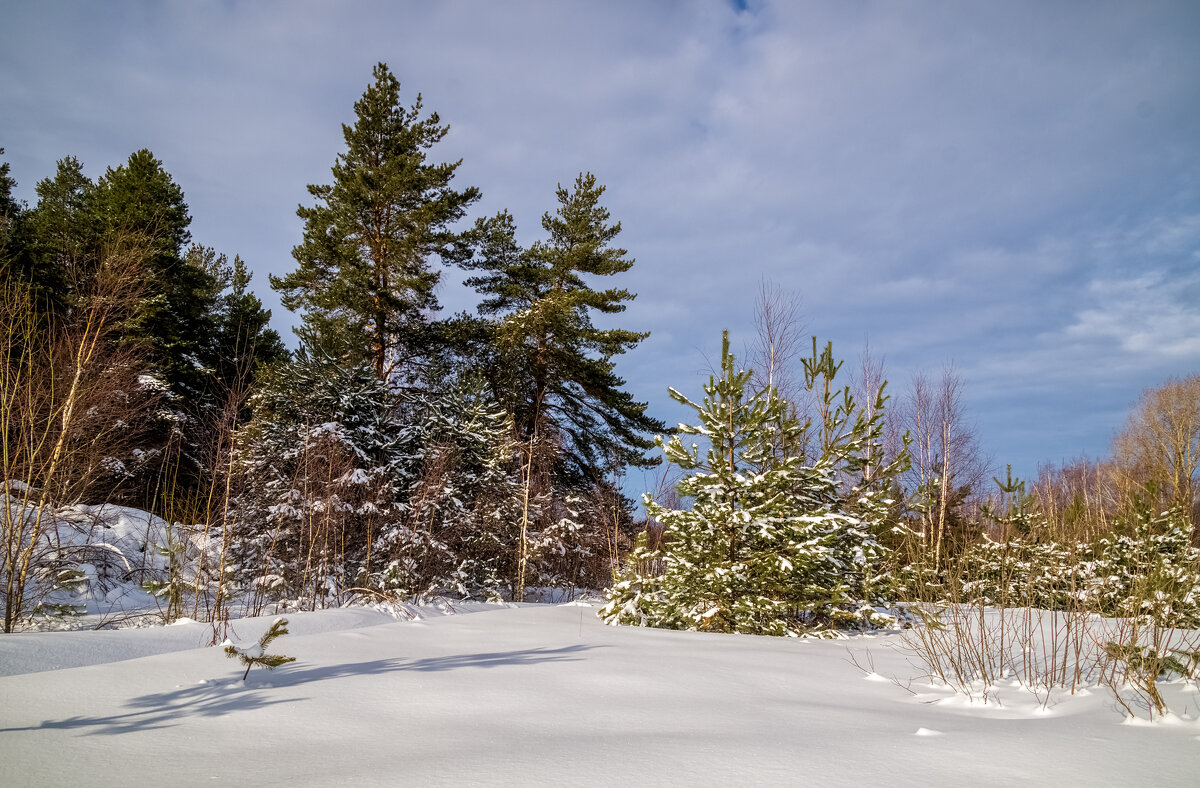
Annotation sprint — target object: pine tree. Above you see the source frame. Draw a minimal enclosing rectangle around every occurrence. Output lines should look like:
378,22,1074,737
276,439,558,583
93,149,219,402
463,178,665,598
0,150,22,270
273,63,480,381
465,175,666,484
602,332,903,635
0,153,60,318
0,150,16,241
0,153,67,323
796,338,908,626
185,245,287,411
224,617,296,680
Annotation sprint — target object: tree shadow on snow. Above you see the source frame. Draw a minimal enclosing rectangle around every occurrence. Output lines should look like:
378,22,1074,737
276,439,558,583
268,643,600,687
2,644,598,736
0,682,302,736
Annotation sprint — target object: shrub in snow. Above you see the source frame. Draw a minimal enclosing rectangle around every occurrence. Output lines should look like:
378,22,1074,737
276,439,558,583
2,500,177,629
224,617,296,680
603,333,905,636
901,494,1200,718
954,503,1200,627
1101,638,1200,716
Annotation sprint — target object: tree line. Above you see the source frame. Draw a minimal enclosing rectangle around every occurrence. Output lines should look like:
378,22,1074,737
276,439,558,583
1,63,665,629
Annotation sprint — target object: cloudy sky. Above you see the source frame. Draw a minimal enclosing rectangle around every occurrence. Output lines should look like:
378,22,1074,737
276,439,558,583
3,0,1198,484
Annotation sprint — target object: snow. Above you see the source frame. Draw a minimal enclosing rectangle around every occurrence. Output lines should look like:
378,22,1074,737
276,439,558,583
2,604,1199,787
4,504,1198,783
223,638,265,659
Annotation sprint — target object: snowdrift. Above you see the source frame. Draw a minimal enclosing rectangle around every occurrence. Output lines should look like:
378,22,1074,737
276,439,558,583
2,603,1199,787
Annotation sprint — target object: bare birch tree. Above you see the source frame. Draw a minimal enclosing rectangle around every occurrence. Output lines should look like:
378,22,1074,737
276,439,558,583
1,245,151,631
904,365,988,570
749,278,805,402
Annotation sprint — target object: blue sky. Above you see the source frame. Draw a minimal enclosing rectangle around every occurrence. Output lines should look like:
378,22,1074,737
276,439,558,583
2,0,1198,485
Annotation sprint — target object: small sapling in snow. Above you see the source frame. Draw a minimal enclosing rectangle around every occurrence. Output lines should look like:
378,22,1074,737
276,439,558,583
224,617,296,680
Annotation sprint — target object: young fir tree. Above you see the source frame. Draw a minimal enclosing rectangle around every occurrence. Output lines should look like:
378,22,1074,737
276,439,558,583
273,63,479,382
602,332,903,635
224,617,296,680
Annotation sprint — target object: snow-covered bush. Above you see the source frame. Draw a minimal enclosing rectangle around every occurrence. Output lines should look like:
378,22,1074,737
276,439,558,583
0,495,181,628
1086,506,1200,627
903,502,1200,718
952,504,1200,627
957,537,1080,609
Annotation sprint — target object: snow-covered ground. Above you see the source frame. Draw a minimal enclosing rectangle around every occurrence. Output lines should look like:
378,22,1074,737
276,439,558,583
2,602,1198,787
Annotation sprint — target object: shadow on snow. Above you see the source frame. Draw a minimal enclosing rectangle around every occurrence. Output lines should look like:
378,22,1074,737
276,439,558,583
3,644,597,736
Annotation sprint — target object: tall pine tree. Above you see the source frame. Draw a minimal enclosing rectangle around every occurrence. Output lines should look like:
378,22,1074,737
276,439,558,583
465,174,665,484
464,175,666,598
273,63,480,381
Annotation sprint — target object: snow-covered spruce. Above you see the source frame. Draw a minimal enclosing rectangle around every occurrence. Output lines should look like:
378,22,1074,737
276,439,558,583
232,352,524,607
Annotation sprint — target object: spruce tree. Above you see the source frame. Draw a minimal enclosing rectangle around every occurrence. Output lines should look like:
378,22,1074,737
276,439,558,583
233,351,521,603
273,63,480,380
94,149,217,402
23,156,99,316
233,348,406,605
384,377,522,600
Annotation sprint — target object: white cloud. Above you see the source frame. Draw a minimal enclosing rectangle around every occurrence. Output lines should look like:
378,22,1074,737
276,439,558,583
1066,273,1200,357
